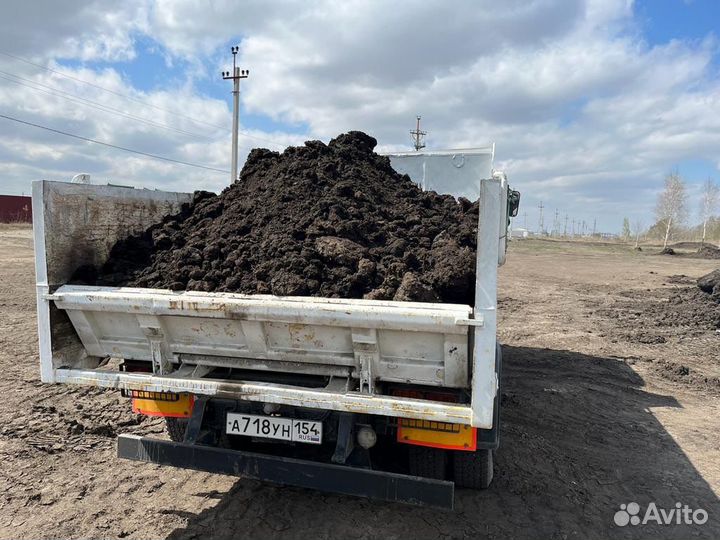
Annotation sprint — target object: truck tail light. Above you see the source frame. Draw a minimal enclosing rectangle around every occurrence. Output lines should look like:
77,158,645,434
392,388,476,451
126,390,194,418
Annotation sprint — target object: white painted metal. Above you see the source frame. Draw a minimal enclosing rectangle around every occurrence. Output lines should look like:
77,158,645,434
53,368,478,426
52,285,472,388
32,181,54,383
470,178,503,427
70,173,91,184
33,153,510,427
386,146,494,200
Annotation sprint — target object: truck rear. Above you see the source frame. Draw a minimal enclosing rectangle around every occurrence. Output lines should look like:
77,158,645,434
32,147,518,509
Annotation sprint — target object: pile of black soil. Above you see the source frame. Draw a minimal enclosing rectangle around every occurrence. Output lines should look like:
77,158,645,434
74,131,480,305
698,269,720,296
694,245,720,259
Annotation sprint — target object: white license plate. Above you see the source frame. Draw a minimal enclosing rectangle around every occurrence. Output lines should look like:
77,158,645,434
226,412,322,444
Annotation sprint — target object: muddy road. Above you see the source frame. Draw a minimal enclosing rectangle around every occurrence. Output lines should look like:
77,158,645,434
0,227,718,539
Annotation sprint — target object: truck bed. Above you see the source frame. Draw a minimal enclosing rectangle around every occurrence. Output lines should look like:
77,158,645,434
33,150,506,428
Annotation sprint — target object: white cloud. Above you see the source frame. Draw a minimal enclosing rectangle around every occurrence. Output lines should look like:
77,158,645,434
0,0,718,233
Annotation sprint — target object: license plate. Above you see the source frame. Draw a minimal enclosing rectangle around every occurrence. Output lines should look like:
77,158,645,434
226,412,322,444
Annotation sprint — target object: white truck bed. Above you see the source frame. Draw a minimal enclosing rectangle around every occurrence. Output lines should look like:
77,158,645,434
33,149,506,428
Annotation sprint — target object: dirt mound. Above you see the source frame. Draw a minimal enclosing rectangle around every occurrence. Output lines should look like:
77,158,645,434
698,269,720,295
694,245,720,259
77,132,480,305
670,241,703,249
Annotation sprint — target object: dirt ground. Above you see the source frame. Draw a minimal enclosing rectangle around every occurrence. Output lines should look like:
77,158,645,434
0,225,718,539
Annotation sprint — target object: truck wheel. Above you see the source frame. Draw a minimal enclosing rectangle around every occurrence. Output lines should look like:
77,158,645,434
165,418,188,443
408,446,448,480
453,448,494,489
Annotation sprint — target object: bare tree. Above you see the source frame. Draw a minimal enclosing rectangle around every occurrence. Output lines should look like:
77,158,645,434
699,178,718,247
621,217,631,241
632,219,644,249
655,172,688,249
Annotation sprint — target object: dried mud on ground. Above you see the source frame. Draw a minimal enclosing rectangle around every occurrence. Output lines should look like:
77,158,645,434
1,229,719,539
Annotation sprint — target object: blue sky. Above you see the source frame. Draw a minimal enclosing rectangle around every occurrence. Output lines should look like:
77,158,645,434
1,0,719,234
636,0,720,48
56,33,310,137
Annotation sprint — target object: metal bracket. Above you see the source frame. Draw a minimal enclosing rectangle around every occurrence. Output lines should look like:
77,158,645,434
455,317,484,327
331,413,355,464
184,396,209,444
137,315,173,375
351,329,379,394
175,364,213,379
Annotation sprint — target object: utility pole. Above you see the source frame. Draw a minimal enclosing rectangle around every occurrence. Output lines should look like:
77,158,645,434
553,208,559,237
538,201,544,235
571,218,576,238
222,46,249,183
410,116,426,151
592,218,597,238
523,211,527,230
564,214,568,237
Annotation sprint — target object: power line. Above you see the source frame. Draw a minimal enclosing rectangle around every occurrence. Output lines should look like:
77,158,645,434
0,69,215,141
0,50,289,148
0,113,229,174
0,50,228,131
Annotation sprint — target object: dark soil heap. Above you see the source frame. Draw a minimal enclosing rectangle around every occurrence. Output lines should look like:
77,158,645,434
695,245,720,259
78,132,480,305
698,269,720,297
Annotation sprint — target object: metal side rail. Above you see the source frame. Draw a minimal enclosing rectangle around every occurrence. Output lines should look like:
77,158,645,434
117,434,455,509
55,368,479,426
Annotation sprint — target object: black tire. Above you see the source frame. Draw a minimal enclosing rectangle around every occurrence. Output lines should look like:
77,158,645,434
408,446,448,480
453,448,494,489
165,417,188,442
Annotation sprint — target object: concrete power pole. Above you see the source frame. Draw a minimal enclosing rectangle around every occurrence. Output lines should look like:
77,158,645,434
222,46,249,183
410,116,427,151
538,201,545,235
564,214,568,237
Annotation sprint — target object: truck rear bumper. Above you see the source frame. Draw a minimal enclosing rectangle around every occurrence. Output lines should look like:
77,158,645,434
117,434,455,509
55,367,487,427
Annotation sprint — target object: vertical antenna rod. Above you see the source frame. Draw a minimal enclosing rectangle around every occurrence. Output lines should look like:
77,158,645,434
222,46,249,183
410,116,427,151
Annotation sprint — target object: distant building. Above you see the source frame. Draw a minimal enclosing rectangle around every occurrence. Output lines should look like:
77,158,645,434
0,195,32,223
510,227,530,239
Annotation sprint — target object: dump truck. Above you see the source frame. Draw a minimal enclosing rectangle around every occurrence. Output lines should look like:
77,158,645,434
32,147,519,509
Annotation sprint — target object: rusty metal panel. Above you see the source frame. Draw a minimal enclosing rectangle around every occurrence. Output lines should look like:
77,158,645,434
36,181,193,288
